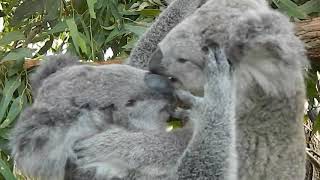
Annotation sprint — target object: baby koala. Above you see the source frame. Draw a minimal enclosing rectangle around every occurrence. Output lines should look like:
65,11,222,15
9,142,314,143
10,54,176,180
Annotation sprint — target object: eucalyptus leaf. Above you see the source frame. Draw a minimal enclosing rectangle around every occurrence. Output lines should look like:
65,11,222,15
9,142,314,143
124,24,148,37
105,28,127,43
139,9,161,16
0,138,10,156
299,0,320,14
45,0,61,21
11,0,45,25
137,2,151,11
122,37,139,50
1,96,24,128
0,158,15,180
47,21,68,35
87,0,98,19
66,18,88,55
0,129,10,140
1,48,33,62
0,76,21,123
109,1,122,20
272,0,308,19
0,31,26,46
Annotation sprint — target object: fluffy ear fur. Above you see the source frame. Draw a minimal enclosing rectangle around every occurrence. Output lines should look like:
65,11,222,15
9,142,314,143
126,0,208,69
30,54,80,97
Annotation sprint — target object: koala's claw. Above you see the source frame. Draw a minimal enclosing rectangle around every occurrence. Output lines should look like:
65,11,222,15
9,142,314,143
175,90,200,106
207,46,230,75
171,107,190,121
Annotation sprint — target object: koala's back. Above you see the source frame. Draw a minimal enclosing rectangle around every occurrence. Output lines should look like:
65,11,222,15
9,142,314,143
35,64,147,109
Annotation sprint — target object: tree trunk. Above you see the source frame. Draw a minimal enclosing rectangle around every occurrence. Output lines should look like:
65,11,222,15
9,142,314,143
296,17,320,62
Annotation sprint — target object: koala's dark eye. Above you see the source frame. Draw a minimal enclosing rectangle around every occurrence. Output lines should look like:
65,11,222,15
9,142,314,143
125,99,136,107
177,58,188,63
168,76,178,83
202,46,209,53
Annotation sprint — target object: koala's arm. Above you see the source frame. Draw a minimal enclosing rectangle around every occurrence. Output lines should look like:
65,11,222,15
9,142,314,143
10,106,108,180
126,0,206,69
68,127,191,180
9,106,80,180
174,46,237,179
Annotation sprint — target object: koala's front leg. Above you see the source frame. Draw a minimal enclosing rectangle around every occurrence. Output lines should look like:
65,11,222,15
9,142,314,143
174,44,237,179
175,44,233,114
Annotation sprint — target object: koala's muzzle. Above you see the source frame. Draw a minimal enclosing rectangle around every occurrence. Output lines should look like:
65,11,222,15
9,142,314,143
144,73,175,97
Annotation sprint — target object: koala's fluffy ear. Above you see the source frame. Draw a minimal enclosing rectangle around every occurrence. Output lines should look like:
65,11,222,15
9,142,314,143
144,73,174,96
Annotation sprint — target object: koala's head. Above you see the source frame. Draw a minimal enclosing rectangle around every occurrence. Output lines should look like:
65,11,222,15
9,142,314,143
35,64,176,131
149,28,207,95
97,65,177,131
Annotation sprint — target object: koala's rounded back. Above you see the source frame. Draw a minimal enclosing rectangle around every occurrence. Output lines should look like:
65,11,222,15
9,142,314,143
34,64,174,131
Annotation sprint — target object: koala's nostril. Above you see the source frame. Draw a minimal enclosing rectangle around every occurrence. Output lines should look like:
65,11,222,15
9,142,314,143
125,99,136,107
168,77,178,83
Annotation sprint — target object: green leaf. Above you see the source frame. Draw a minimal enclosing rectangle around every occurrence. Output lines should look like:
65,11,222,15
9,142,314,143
0,138,10,155
47,21,68,35
272,0,308,19
1,48,33,62
101,24,116,31
1,96,24,128
66,18,88,55
122,37,139,50
109,0,122,20
0,158,15,180
11,0,45,25
45,0,61,21
0,128,10,140
87,0,98,19
124,24,148,37
139,9,161,16
299,0,320,14
0,76,21,123
105,28,126,43
137,2,151,11
0,31,26,46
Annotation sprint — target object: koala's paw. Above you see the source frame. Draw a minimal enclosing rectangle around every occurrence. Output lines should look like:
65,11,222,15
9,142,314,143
206,45,230,80
204,44,232,97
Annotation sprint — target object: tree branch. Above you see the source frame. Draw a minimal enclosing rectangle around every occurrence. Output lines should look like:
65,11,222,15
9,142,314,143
296,17,320,61
22,17,320,69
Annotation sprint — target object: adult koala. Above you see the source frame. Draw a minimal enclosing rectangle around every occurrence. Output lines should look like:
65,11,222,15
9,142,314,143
148,0,308,179
10,54,178,180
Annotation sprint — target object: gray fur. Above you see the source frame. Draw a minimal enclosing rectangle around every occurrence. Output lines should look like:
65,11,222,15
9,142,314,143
148,0,307,179
67,46,237,180
10,55,177,180
173,46,237,179
126,0,208,70
30,54,80,97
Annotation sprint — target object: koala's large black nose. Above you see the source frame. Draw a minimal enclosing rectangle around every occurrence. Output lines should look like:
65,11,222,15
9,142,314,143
149,47,163,74
144,73,174,97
